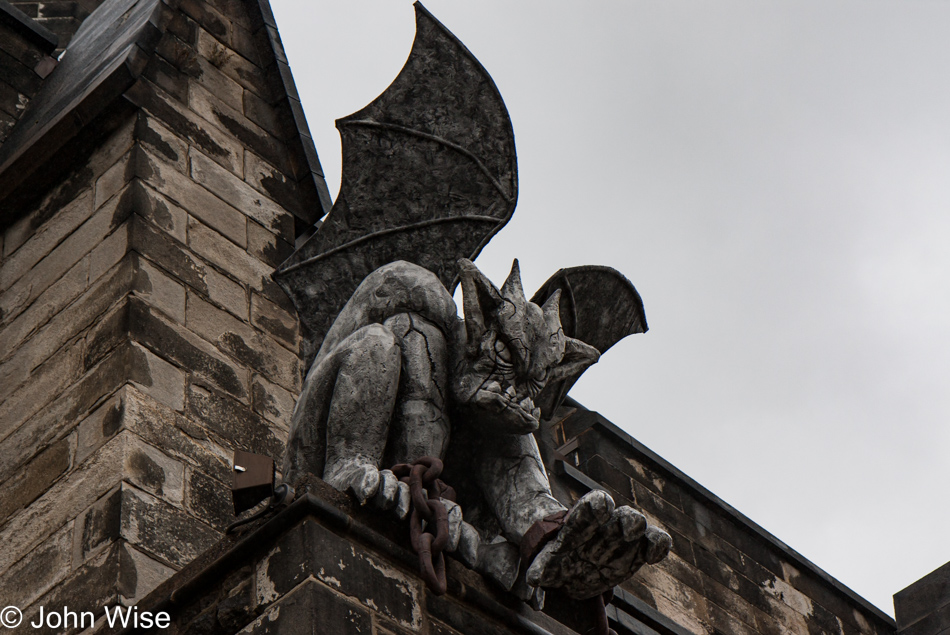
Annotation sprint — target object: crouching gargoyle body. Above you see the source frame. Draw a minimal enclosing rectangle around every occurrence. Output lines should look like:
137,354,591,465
282,258,671,603
273,3,671,605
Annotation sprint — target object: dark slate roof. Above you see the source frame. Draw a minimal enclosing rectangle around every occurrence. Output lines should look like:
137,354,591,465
0,0,331,224
0,0,58,53
0,0,163,202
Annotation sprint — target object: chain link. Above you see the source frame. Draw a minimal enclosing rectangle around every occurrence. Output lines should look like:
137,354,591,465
391,457,455,595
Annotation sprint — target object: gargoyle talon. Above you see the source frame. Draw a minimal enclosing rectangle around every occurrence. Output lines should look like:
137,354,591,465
643,526,673,564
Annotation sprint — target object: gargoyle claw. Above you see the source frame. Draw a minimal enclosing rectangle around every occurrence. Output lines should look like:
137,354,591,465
374,469,411,519
324,460,380,504
525,490,671,600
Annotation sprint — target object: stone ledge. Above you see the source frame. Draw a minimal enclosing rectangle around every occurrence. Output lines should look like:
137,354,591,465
112,482,668,635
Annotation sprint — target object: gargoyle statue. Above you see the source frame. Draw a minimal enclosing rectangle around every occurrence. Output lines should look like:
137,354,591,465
282,258,671,603
274,2,671,606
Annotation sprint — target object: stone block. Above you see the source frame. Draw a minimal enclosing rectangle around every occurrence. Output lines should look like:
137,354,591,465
243,91,284,139
131,180,188,243
120,385,232,483
186,467,232,530
202,0,251,29
125,77,243,176
244,150,303,220
120,484,220,568
0,437,71,524
178,0,231,44
188,216,271,292
20,543,122,635
134,145,248,247
0,432,130,574
0,342,127,484
2,114,133,257
119,543,177,605
240,579,372,635
897,561,950,629
0,343,83,446
190,43,245,112
186,382,283,460
0,522,73,610
426,594,510,635
250,291,297,350
216,577,258,632
705,600,759,635
187,76,291,181
0,256,133,404
187,292,299,391
0,188,94,292
89,219,132,283
0,187,132,328
83,298,131,371
130,297,248,401
251,373,295,430
94,150,133,209
132,252,187,324
255,518,423,630
0,252,87,360
189,146,292,240
691,545,773,617
195,24,272,100
74,487,122,562
130,341,187,412
143,48,192,104
129,212,222,298
204,261,249,319
135,110,189,173
698,572,761,633
124,441,185,505
247,219,293,269
229,22,260,64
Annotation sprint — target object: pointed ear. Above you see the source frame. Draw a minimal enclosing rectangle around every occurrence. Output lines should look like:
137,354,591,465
547,337,600,384
458,258,502,345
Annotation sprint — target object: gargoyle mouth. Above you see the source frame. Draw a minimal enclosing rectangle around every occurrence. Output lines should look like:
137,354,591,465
478,379,542,431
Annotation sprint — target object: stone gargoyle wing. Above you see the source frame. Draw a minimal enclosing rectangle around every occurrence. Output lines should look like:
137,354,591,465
273,2,517,358
530,266,648,418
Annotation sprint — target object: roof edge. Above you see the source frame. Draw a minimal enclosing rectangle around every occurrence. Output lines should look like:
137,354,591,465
562,397,897,627
255,0,333,222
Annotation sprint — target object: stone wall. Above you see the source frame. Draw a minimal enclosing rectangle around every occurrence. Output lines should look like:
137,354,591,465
545,405,895,635
0,0,322,625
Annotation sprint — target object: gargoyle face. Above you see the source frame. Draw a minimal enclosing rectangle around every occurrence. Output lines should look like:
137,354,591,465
450,259,600,434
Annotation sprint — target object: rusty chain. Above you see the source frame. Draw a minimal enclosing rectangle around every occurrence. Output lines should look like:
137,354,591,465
390,457,456,595
391,458,613,634
593,588,617,635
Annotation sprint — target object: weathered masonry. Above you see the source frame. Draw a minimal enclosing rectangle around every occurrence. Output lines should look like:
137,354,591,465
0,0,944,633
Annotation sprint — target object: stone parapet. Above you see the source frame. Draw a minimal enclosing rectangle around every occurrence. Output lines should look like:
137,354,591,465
104,480,683,635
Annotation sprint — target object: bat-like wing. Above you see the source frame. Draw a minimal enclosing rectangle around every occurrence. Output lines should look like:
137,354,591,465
531,266,648,418
274,3,517,356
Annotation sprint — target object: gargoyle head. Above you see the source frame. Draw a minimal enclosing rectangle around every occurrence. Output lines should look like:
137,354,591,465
451,259,600,434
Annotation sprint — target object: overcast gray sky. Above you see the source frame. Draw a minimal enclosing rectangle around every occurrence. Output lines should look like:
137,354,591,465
270,0,950,616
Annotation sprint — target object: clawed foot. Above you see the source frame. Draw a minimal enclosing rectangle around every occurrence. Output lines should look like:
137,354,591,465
525,490,671,600
325,461,411,519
